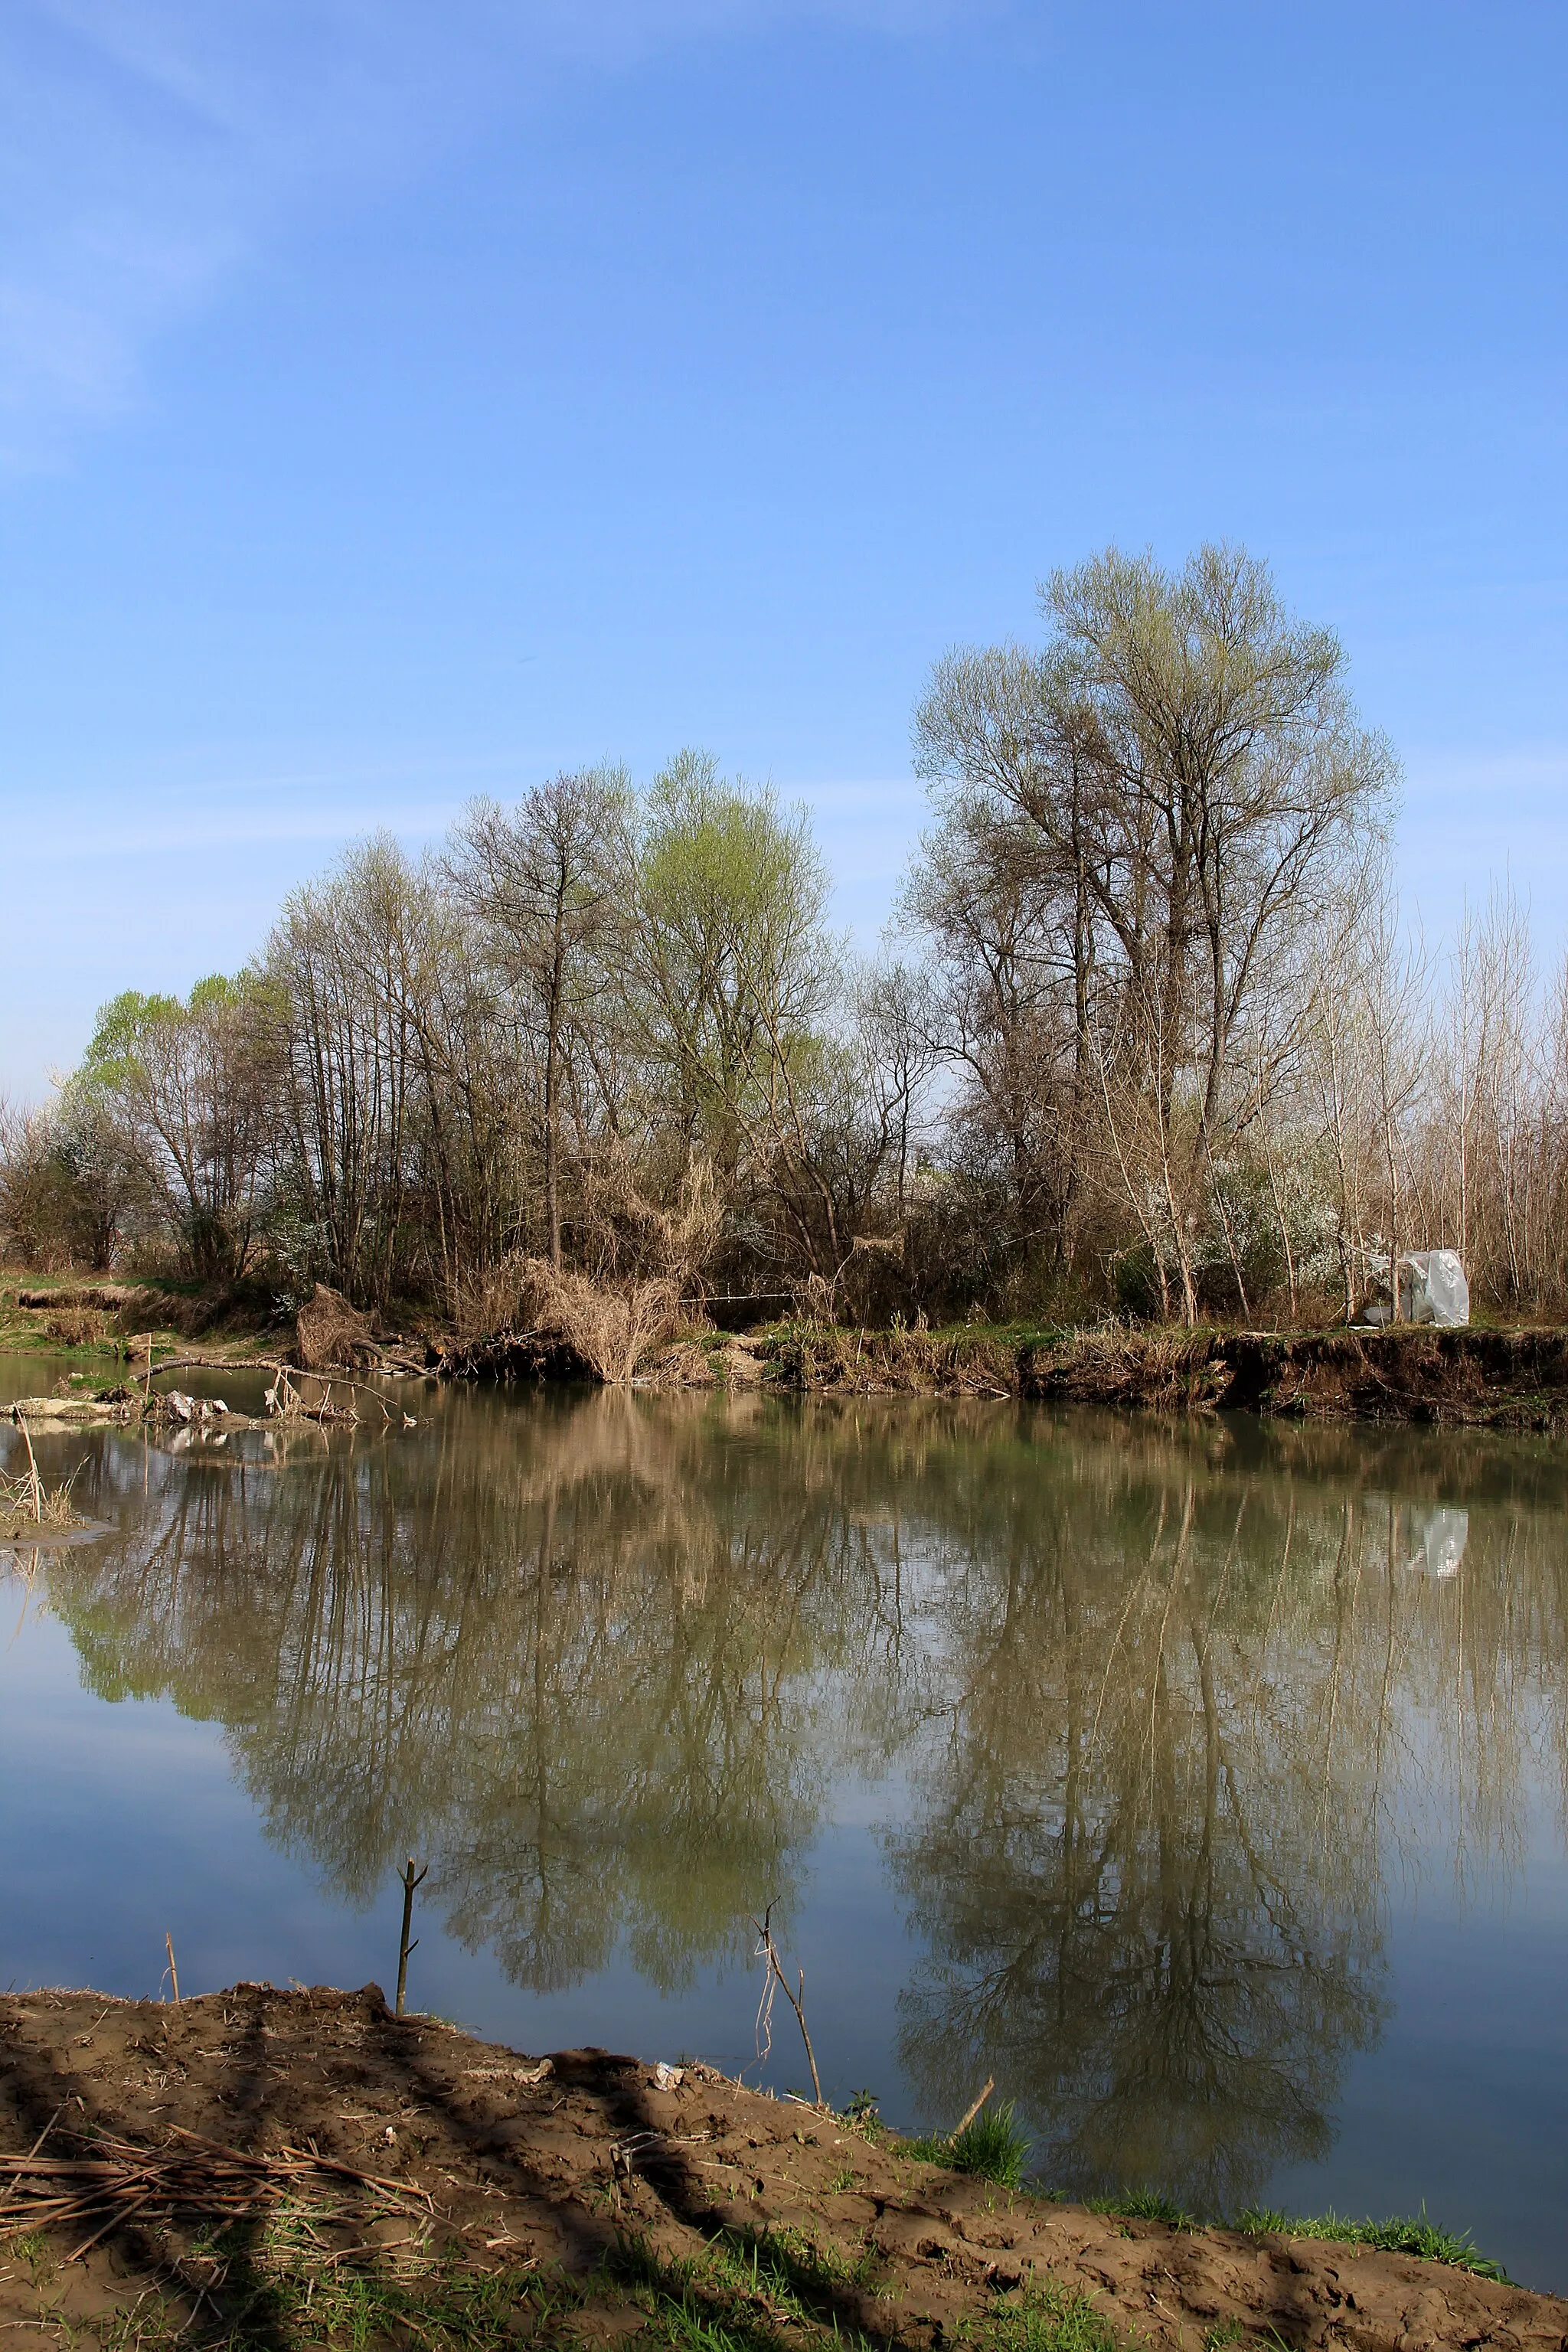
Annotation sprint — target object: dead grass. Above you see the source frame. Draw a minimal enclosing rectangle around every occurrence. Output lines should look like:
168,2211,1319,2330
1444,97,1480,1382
0,1450,83,1530
518,1259,687,1385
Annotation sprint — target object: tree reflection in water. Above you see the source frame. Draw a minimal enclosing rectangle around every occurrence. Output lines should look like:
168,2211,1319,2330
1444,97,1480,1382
31,1392,1568,2213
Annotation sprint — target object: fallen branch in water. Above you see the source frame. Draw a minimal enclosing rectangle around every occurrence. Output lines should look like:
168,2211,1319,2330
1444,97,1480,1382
142,1357,402,1426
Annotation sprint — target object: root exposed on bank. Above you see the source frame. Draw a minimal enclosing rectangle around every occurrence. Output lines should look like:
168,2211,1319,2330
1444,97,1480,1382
2,1984,1563,2352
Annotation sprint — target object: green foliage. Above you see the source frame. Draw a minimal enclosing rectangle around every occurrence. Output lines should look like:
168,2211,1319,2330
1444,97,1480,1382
904,2099,1031,2189
838,2088,882,2130
1231,2206,1508,2280
635,749,838,1156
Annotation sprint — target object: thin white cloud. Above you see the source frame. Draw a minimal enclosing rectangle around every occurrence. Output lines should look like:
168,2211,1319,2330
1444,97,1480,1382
2,0,975,467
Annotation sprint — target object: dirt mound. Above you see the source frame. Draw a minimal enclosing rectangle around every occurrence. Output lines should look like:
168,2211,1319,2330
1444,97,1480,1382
294,1284,381,1371
2,1984,1560,2352
18,1285,160,1314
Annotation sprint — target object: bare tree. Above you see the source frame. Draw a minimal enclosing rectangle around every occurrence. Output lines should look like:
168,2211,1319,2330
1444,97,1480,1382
450,769,632,1269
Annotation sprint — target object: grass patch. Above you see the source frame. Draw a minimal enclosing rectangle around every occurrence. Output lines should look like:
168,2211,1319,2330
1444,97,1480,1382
903,2100,1031,2190
958,2276,1121,2352
66,2206,580,2352
610,2225,879,2352
1231,2207,1508,2281
1084,2190,1194,2230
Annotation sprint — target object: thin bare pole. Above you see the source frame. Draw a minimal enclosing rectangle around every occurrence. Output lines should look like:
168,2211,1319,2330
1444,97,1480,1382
952,2076,995,2136
163,1932,180,2005
395,1857,427,2017
751,1906,824,2106
15,1418,42,1523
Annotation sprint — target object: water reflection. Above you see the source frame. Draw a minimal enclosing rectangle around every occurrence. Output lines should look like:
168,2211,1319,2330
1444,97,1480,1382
13,1391,1568,2212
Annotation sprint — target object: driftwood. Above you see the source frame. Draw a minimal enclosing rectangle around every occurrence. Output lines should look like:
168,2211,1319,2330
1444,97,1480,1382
0,2118,432,2263
7,1358,417,1434
146,1357,403,1426
438,1328,584,1383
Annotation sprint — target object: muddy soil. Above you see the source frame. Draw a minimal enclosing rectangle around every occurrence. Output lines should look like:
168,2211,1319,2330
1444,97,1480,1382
2,1986,1563,2352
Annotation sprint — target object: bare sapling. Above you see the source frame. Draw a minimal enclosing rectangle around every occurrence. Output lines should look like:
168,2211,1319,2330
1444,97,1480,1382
751,1903,824,2107
395,1857,428,2017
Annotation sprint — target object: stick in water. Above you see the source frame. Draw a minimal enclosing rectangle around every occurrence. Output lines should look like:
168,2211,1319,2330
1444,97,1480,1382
15,1417,43,1523
751,1906,824,2106
952,2076,995,2137
395,1857,427,2017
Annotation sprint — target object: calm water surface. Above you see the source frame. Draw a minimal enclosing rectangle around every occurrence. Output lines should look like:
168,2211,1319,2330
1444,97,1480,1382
4,1357,1567,2288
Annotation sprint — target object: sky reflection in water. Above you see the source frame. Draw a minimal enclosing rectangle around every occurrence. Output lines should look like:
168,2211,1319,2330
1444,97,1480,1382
3,1367,1567,2288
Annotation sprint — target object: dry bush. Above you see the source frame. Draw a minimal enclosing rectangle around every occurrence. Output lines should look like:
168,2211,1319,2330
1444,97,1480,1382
452,1254,532,1343
293,1282,381,1370
45,1308,109,1348
511,1259,680,1383
457,1158,722,1381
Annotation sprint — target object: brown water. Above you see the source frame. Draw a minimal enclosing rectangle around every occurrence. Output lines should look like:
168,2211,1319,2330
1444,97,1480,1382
3,1360,1567,2286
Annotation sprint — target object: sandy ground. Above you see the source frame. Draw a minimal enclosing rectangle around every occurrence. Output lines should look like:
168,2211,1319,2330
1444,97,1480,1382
2,1985,1564,2352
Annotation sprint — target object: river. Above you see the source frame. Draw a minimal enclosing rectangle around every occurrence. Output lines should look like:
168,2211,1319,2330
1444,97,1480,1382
3,1355,1566,2288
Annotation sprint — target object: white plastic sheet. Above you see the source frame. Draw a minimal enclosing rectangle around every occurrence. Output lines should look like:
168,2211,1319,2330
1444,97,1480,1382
1359,1249,1470,1328
1411,1249,1470,1327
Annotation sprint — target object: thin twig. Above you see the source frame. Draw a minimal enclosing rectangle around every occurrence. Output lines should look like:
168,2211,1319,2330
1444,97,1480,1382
750,1906,824,2106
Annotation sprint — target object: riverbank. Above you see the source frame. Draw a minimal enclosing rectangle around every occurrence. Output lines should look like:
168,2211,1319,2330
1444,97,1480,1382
14,1263,1568,1432
2,1984,1558,2352
448,1318,1568,1431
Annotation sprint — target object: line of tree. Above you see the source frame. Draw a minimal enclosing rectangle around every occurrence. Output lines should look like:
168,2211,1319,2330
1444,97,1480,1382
5,543,1566,1328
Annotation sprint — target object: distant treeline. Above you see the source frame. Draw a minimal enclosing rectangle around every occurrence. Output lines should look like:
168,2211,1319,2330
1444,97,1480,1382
5,543,1566,1329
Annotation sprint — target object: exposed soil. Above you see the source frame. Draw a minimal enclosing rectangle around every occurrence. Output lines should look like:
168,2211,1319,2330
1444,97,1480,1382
12,1256,1568,1429
442,1317,1568,1429
2,1986,1563,2352
1020,1325,1568,1430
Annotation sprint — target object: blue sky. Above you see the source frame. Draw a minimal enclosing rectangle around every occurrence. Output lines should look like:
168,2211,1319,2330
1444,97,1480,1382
3,0,1565,1099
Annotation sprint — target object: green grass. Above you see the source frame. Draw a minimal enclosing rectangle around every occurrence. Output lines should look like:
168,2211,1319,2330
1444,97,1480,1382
1085,2189,1194,2230
903,2099,1031,2190
956,2276,1121,2352
610,2225,880,2352
1231,2205,1508,2281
